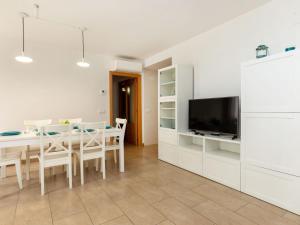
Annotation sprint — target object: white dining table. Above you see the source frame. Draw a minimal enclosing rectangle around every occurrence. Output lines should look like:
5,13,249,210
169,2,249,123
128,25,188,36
0,128,125,178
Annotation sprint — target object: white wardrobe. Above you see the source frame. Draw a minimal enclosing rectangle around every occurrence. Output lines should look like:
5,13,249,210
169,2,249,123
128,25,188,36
241,51,300,215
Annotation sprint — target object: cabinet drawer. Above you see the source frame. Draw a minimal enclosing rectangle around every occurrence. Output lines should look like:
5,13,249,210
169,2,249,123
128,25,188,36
205,154,240,190
159,129,177,145
242,113,300,176
158,142,179,166
178,148,203,175
242,164,300,215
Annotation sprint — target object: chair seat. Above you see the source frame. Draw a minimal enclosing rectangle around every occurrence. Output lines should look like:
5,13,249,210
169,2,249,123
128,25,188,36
73,148,104,160
0,151,21,165
27,149,40,156
105,144,120,151
38,152,69,168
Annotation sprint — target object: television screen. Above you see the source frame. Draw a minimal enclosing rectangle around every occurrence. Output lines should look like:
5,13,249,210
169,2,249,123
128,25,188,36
189,97,239,135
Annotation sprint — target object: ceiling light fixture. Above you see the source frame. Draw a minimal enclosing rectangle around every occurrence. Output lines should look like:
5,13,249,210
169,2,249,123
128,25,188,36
15,12,33,63
77,28,90,68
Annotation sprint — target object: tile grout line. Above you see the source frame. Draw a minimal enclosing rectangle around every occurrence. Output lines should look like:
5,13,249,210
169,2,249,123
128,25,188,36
75,188,98,225
47,193,55,225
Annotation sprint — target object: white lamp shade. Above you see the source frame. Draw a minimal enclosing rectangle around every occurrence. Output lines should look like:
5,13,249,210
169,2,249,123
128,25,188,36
77,59,90,68
15,54,33,63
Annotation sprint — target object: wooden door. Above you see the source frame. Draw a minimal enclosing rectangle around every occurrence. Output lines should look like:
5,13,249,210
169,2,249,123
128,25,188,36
119,78,138,144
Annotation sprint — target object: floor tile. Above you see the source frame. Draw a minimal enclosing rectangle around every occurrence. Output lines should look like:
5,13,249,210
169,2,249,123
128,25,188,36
160,182,207,207
49,189,85,221
157,220,175,225
284,212,300,225
0,205,16,225
237,204,298,225
101,180,136,201
193,184,247,211
80,190,123,224
53,212,93,225
153,198,214,225
129,180,169,203
101,215,133,225
116,194,165,225
194,200,256,225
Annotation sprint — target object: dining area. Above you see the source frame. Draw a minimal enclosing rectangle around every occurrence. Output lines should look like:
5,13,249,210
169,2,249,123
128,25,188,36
0,118,127,195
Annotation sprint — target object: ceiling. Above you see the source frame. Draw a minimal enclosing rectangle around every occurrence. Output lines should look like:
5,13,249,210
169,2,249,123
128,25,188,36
0,0,270,59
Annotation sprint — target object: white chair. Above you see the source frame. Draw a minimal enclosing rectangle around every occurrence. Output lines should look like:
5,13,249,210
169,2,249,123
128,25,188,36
0,151,22,189
38,124,72,195
106,118,127,164
24,119,52,180
73,122,106,185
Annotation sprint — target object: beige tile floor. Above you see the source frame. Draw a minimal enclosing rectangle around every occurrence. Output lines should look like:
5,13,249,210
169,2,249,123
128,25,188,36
0,144,299,225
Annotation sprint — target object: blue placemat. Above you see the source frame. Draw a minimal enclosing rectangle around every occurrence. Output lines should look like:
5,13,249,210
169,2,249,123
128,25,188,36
0,131,22,136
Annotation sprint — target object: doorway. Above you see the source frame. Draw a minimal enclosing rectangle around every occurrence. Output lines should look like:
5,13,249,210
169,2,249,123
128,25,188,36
109,71,142,145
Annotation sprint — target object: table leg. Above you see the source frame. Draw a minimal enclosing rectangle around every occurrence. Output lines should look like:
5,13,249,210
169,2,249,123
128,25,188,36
119,136,125,172
0,148,7,178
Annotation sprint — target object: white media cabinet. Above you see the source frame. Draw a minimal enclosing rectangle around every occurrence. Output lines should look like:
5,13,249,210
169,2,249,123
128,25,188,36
159,56,300,215
159,132,241,190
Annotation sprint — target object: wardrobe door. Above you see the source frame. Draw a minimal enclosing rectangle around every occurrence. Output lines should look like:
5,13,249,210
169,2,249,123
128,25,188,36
241,53,300,113
242,113,300,176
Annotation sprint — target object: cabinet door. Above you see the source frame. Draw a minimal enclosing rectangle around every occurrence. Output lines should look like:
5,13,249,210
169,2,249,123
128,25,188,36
158,142,179,166
178,148,203,175
242,113,300,176
205,155,241,190
242,164,300,215
241,53,300,112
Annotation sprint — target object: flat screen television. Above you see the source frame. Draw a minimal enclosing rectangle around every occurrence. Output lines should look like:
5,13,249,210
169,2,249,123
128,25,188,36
189,97,239,135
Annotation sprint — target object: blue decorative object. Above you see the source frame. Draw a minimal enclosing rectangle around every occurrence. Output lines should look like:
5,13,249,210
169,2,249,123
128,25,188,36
105,125,112,129
256,45,269,58
285,46,296,52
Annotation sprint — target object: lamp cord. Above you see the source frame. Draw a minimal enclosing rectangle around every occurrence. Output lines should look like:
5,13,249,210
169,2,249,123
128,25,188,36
82,30,85,59
22,16,25,53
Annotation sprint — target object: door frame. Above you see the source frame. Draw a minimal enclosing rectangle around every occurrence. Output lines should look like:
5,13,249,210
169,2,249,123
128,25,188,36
109,71,143,146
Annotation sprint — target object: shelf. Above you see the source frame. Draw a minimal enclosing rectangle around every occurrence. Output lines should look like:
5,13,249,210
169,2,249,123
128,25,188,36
160,117,175,120
180,144,203,152
161,108,176,110
160,81,175,86
206,149,240,161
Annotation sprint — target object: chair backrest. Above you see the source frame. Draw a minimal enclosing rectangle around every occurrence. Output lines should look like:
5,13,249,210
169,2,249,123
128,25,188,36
79,122,106,153
58,118,82,125
115,118,127,136
24,119,52,132
39,124,72,159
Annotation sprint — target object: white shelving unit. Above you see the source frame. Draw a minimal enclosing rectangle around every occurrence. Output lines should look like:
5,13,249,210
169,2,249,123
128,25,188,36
158,65,193,146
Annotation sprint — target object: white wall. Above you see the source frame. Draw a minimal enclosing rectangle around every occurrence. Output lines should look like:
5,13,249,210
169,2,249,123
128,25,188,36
144,0,300,99
143,69,158,145
0,41,112,130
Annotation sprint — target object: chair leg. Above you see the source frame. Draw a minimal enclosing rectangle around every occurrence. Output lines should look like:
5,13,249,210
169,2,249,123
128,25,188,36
95,159,99,171
101,157,106,180
66,165,69,178
50,167,56,176
25,148,30,180
113,150,117,164
15,161,23,189
40,166,45,195
73,155,77,176
80,159,84,185
68,162,72,189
